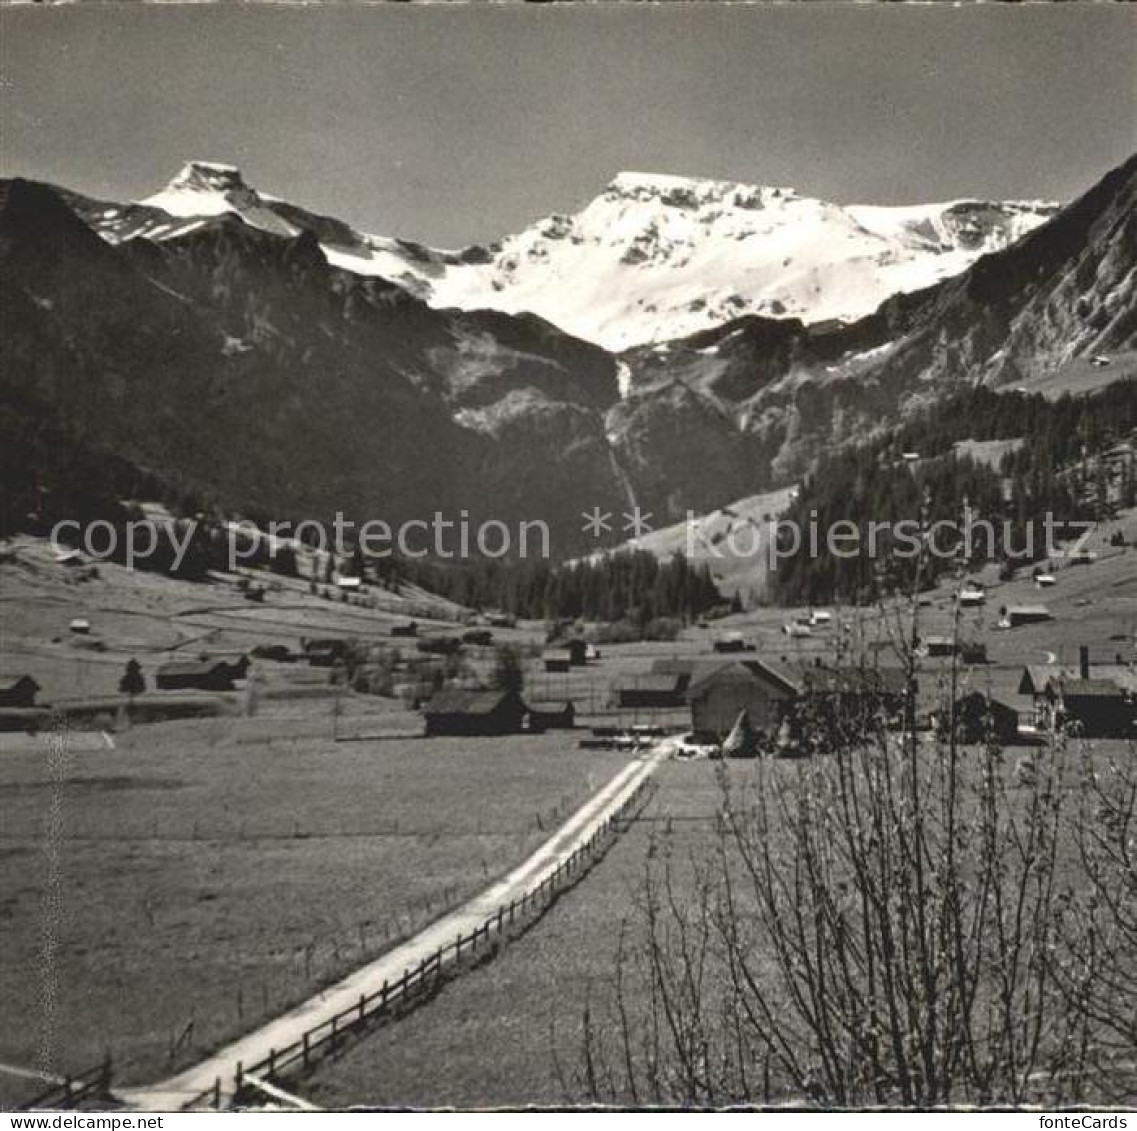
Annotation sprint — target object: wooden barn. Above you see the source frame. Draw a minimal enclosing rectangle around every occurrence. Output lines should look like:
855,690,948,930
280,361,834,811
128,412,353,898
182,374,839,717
156,661,237,692
798,665,910,729
422,688,527,737
921,635,959,658
1049,679,1135,739
542,650,572,674
937,692,1020,745
1020,648,1137,735
1002,605,1053,628
612,672,689,710
0,676,40,709
686,661,798,738
527,700,576,733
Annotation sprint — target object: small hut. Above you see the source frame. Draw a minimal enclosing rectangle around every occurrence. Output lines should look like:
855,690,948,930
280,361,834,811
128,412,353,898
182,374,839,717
422,688,527,736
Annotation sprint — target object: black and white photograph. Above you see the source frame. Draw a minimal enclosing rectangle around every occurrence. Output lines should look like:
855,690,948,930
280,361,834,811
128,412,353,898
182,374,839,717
0,0,1135,1117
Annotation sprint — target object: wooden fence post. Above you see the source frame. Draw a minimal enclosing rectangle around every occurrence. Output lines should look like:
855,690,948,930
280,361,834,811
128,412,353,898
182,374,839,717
234,1062,243,1099
331,1014,338,1052
456,933,462,958
497,907,504,931
359,993,366,1022
213,1077,221,1110
381,979,389,1009
303,1032,310,1068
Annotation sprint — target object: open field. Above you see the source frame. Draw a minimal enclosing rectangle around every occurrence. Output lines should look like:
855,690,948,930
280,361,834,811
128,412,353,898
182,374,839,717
0,719,629,1095
307,737,1137,1109
304,757,726,1108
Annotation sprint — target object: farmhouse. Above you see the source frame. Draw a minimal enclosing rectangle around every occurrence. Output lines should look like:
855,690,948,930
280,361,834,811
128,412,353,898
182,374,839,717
686,661,798,737
612,672,689,710
922,635,959,658
0,675,40,709
526,700,576,733
156,661,237,692
542,650,572,673
798,665,910,728
1018,648,1137,735
713,632,753,654
1049,679,1135,739
1002,605,1053,628
422,688,528,736
937,692,1019,745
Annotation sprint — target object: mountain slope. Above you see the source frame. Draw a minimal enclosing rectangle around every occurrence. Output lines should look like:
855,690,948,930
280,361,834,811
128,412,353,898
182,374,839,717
3,156,1132,553
0,178,626,547
611,154,1137,492
70,161,1057,350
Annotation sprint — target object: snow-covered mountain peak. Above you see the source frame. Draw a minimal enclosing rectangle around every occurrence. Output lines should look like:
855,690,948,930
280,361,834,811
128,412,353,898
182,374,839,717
145,160,256,215
140,161,299,237
80,161,1061,350
603,170,801,211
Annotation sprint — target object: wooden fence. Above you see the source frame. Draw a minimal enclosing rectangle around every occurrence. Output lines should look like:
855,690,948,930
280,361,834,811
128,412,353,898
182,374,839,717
185,775,654,1110
22,1056,113,1110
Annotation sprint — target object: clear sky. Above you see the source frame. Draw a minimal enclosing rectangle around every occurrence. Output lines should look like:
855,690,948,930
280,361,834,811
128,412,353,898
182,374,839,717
1,2,1134,246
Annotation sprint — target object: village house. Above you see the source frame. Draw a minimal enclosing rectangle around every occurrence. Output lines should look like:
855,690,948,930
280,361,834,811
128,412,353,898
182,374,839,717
686,661,799,737
156,661,238,692
1002,604,1054,628
542,649,572,673
1049,679,1135,738
422,688,528,737
0,675,41,709
936,692,1020,745
612,672,689,710
796,664,911,731
1018,648,1137,736
921,635,959,658
713,632,754,654
526,700,576,733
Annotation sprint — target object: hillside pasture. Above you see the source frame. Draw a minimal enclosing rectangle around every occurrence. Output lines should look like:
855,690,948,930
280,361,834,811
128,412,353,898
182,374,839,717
0,719,629,1095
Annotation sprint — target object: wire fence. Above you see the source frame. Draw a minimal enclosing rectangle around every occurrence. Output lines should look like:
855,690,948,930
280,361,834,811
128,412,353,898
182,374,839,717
22,1056,113,1110
183,774,655,1111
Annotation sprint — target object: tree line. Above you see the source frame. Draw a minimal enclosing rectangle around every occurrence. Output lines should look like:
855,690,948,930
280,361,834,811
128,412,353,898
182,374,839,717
773,380,1136,606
